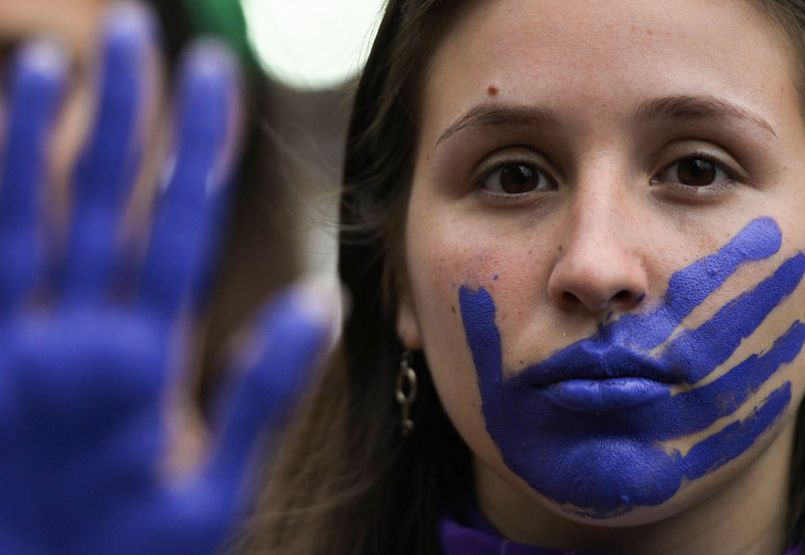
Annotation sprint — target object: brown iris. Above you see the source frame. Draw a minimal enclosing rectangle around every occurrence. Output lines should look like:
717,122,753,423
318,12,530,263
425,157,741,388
676,158,717,186
500,164,539,194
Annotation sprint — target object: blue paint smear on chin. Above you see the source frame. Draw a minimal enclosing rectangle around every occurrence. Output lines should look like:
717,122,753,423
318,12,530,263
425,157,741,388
459,217,805,517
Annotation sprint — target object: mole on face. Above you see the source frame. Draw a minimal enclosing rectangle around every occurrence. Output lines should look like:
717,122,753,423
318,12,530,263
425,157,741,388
487,84,499,96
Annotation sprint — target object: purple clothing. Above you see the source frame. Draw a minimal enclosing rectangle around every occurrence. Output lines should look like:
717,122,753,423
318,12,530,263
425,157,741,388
439,511,804,555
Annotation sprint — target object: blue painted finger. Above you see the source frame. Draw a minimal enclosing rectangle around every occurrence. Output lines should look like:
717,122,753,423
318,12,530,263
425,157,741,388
680,381,791,480
459,286,503,385
198,285,336,525
0,42,67,315
0,528,32,555
139,42,241,320
661,253,805,383
655,321,805,439
143,485,235,555
482,322,805,443
606,217,782,350
63,3,156,302
663,217,782,322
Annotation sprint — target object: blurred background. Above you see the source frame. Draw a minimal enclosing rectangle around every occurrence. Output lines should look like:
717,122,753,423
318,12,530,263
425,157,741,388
240,0,383,275
188,0,386,400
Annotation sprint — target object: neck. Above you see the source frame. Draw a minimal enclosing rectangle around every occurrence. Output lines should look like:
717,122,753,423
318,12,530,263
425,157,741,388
474,417,796,555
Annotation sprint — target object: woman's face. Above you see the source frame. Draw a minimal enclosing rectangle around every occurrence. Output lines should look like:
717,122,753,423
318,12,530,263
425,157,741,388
398,0,805,533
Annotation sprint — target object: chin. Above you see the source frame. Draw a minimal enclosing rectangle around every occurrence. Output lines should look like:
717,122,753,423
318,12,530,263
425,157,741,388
508,437,684,520
508,428,783,529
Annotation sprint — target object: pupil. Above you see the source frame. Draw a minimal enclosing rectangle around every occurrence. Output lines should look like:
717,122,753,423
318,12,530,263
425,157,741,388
500,165,536,194
678,158,716,186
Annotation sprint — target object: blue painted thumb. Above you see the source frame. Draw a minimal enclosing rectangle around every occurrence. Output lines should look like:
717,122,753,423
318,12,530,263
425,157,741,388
201,276,343,501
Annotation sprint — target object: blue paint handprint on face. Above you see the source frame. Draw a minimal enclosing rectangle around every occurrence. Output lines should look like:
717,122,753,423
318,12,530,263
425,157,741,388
459,218,805,517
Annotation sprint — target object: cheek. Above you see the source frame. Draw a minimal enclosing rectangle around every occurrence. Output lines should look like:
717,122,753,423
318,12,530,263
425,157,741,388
406,222,554,335
404,239,499,416
405,220,551,374
404,222,556,472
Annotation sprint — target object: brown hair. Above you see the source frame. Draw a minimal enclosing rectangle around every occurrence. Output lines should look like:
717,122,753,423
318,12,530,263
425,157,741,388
232,3,470,554
750,1,805,545
234,0,805,553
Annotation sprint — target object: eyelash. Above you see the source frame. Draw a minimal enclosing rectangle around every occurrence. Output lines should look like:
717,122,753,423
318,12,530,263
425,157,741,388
475,159,557,200
651,152,740,195
475,152,741,199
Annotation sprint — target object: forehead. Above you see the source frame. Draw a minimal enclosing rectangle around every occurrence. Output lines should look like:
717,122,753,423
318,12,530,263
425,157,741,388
420,0,801,145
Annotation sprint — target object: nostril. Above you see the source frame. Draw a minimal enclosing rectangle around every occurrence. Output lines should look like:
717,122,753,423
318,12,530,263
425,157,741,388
613,289,632,302
550,268,649,313
562,291,581,305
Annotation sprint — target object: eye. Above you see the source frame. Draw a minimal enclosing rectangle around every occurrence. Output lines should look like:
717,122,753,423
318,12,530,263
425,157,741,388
654,156,735,188
480,162,554,195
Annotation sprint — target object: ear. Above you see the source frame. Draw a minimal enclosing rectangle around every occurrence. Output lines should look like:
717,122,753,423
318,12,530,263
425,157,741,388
396,289,423,350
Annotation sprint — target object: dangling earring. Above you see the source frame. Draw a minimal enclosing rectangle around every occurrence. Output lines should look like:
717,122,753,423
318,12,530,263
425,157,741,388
396,350,418,438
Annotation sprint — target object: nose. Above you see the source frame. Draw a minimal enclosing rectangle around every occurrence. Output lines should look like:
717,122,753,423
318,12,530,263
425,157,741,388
546,201,649,316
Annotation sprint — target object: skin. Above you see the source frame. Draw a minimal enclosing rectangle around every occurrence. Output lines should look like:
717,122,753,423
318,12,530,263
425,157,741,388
397,0,805,553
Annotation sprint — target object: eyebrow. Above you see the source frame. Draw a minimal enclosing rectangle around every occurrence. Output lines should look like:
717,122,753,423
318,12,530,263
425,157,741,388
634,95,778,138
435,103,561,146
435,94,777,147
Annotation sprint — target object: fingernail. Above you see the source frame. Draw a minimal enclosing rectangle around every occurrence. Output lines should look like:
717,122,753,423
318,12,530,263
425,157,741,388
4,39,69,108
178,40,241,116
176,40,243,197
103,1,162,50
180,39,241,92
14,39,69,81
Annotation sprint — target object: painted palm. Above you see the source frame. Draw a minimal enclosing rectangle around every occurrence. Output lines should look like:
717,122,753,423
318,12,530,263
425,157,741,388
0,7,328,555
459,217,805,517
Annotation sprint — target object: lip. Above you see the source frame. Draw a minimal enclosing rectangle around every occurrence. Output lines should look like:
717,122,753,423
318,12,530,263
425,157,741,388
521,342,677,413
540,377,672,412
525,342,677,387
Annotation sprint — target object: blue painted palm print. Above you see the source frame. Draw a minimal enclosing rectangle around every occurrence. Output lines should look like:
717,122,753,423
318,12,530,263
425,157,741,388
459,218,805,517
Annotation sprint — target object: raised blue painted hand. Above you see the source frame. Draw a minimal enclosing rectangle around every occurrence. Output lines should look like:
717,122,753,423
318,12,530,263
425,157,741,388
460,217,805,517
0,5,332,554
